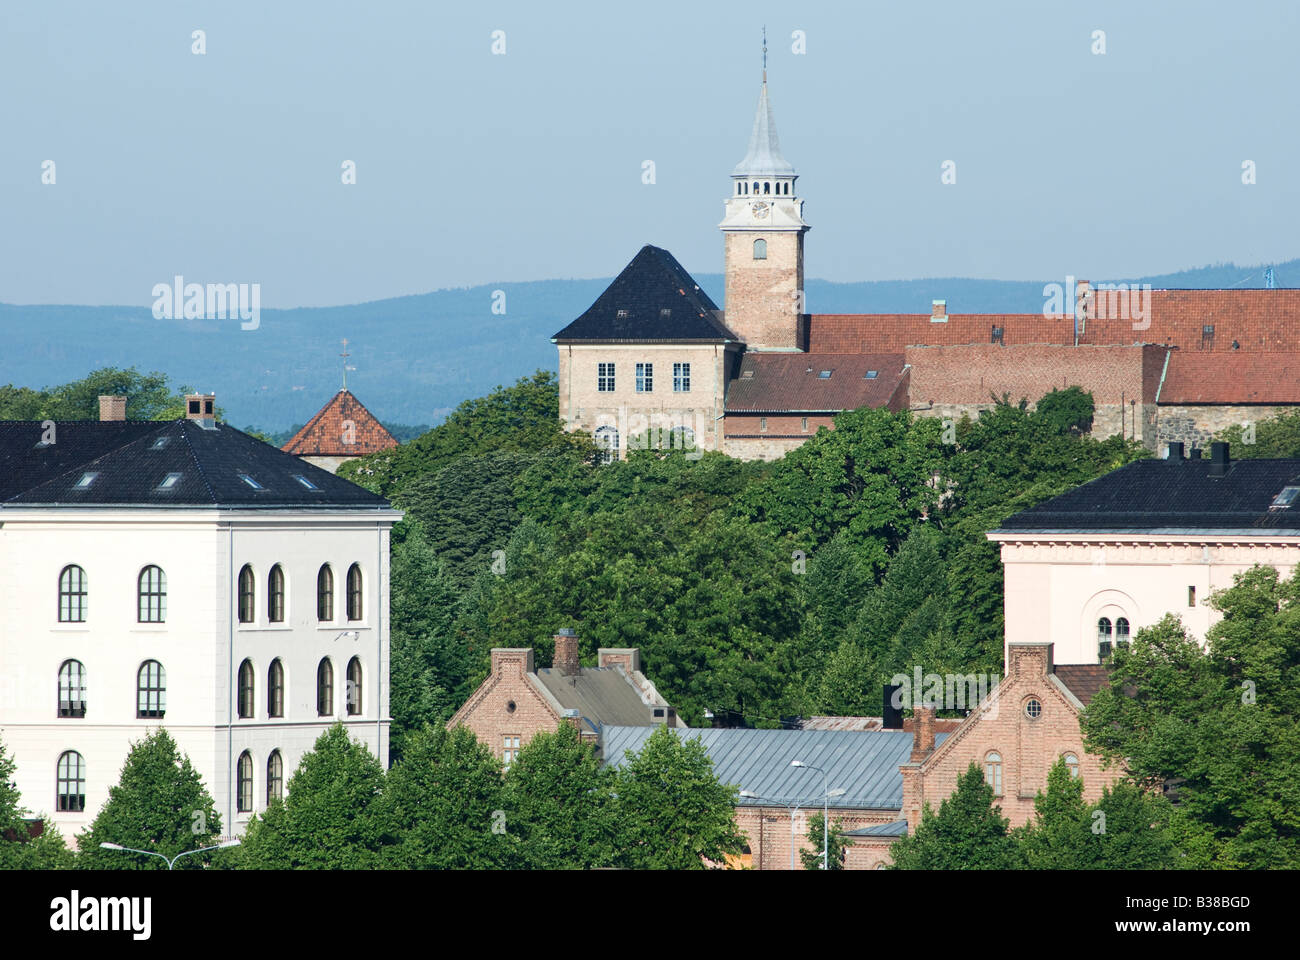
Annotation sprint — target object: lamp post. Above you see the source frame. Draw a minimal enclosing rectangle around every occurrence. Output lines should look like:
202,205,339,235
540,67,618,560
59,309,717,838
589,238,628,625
791,760,844,870
99,838,239,870
738,790,803,870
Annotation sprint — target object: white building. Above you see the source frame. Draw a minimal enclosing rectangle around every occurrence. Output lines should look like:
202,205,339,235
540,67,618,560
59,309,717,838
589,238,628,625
0,395,401,841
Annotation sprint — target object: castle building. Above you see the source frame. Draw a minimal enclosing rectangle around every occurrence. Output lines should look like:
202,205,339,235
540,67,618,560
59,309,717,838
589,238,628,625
282,388,398,474
555,74,1300,461
0,395,401,839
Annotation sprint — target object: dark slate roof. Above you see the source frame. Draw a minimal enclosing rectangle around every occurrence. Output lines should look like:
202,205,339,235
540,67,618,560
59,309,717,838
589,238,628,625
534,667,668,729
551,245,737,342
600,726,948,810
1054,665,1110,707
724,352,908,413
1,420,391,509
998,453,1300,531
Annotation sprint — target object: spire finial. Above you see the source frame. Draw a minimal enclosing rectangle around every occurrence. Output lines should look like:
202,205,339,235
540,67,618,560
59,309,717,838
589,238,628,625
762,26,767,82
340,338,351,391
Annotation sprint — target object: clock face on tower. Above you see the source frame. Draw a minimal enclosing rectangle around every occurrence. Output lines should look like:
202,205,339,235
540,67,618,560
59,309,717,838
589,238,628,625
750,201,770,219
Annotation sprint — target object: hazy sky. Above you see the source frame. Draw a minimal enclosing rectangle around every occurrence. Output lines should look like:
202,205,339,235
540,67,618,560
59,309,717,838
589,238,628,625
2,0,1297,307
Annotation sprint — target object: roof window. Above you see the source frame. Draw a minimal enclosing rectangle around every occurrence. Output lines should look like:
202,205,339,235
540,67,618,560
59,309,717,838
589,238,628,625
818,370,833,379
74,472,98,489
616,309,629,318
151,436,170,450
238,474,264,490
292,474,320,490
1270,486,1300,509
864,370,879,379
157,473,182,490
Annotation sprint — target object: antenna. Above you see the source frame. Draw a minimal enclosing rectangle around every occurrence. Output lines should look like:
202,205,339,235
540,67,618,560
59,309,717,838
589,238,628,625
339,338,352,391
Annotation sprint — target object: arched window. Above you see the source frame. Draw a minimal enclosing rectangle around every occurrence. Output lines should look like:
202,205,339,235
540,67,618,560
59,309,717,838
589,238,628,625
753,238,767,260
763,181,770,194
1097,616,1113,658
346,657,362,716
1116,617,1130,645
56,751,85,812
346,564,363,621
58,565,87,622
238,564,255,623
783,182,789,195
317,565,334,621
984,751,1003,796
268,564,285,623
58,660,87,718
237,751,253,813
138,566,166,623
752,181,758,194
237,659,254,719
267,659,284,718
1063,753,1080,779
594,426,619,465
267,751,283,804
317,658,334,716
137,660,166,718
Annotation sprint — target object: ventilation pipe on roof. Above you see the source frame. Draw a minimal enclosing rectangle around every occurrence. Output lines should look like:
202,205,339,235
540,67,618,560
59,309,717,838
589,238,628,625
1166,442,1185,460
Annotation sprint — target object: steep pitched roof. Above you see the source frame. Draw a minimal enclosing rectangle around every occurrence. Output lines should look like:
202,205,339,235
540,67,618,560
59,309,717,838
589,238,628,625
724,353,907,413
733,80,795,177
534,667,671,730
997,453,1300,531
551,246,736,342
1,419,390,509
281,390,398,457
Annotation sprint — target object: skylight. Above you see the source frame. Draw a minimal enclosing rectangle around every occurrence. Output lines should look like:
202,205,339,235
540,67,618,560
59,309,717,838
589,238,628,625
864,370,879,379
1270,486,1300,508
151,436,170,450
158,473,182,490
238,474,264,490
818,370,833,379
292,474,320,491
74,472,98,489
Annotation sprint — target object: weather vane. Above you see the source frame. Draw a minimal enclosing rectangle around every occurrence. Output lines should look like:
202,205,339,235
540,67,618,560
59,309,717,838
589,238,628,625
340,338,352,391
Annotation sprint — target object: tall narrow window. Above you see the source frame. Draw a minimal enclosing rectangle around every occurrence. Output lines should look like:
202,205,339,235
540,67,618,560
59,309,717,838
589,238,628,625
346,564,363,621
597,362,616,392
346,657,362,716
268,564,285,623
317,565,334,621
753,238,767,260
1063,753,1080,779
635,362,653,393
1188,585,1196,607
266,751,283,804
317,658,334,716
1115,617,1130,647
237,659,254,719
503,735,521,767
237,751,253,813
267,659,284,718
58,565,87,622
984,752,1003,796
56,751,85,812
238,564,255,624
138,566,167,623
594,426,619,465
58,660,87,718
137,660,166,718
1097,617,1114,658
672,362,691,393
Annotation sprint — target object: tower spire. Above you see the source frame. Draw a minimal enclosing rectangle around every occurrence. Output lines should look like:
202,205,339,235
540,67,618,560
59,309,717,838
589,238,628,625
340,338,351,391
762,25,767,82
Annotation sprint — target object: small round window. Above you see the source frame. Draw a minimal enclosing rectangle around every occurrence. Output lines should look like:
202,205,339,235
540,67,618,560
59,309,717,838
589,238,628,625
506,700,517,713
1024,698,1042,719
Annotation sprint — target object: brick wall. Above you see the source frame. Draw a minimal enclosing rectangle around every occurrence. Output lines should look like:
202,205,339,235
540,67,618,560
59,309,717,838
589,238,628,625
446,648,560,760
723,231,804,351
735,804,900,870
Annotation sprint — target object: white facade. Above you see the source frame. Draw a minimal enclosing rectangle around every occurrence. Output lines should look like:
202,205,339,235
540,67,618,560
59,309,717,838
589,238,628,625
0,505,400,840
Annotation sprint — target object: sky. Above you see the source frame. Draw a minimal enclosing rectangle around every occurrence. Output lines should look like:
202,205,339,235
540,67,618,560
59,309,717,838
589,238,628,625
2,0,1298,308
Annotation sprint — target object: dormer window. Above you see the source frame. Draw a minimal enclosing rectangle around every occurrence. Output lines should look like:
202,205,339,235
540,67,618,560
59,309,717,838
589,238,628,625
157,473,182,490
991,325,1004,344
239,474,264,490
74,472,97,489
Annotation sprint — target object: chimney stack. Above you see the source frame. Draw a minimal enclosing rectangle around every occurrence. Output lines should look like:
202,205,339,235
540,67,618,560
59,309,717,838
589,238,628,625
553,628,580,677
1166,441,1184,460
910,707,936,761
931,299,947,322
1189,446,1202,460
185,393,216,429
98,395,127,422
1209,441,1230,478
883,684,904,729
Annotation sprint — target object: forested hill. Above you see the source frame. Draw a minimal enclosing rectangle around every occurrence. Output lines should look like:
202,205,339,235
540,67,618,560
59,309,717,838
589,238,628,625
3,258,1294,430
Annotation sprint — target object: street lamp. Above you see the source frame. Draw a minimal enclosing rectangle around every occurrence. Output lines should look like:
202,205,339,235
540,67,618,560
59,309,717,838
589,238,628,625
791,760,844,870
739,790,805,870
99,838,239,870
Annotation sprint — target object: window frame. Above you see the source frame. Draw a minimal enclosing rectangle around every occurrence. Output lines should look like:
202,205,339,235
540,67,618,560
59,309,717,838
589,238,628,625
984,751,1003,796
236,751,253,814
58,565,88,623
137,659,167,719
317,564,334,621
56,751,85,813
672,362,691,393
635,362,653,393
266,750,283,805
58,659,87,718
268,564,285,623
267,658,284,718
346,656,362,716
237,564,255,624
237,659,255,719
137,565,167,623
317,658,334,717
346,563,363,621
597,362,616,393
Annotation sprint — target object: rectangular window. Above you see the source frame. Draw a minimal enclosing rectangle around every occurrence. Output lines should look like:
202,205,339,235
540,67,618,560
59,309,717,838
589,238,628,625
673,362,691,392
597,363,615,392
635,362,653,393
503,735,521,767
801,417,809,432
760,418,767,432
1188,585,1196,607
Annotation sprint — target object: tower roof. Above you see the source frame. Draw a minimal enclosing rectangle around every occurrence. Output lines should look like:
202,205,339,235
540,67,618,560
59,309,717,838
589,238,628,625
733,81,795,178
282,390,398,458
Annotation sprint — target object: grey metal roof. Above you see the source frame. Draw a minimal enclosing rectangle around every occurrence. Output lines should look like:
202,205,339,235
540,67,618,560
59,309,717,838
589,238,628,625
844,820,909,838
733,81,795,177
599,726,948,810
535,668,666,729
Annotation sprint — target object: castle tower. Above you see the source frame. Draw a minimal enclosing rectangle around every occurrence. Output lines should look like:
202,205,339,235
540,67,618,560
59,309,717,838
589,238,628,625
719,72,809,352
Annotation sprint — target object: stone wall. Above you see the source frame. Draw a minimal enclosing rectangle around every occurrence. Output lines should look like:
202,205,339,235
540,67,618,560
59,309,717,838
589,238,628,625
1155,404,1300,453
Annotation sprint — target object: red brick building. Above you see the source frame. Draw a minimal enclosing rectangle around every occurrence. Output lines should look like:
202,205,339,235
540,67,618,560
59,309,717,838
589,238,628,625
282,389,398,474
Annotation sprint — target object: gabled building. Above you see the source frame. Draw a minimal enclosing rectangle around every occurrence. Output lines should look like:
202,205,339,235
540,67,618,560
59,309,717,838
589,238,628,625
0,394,401,838
282,389,398,474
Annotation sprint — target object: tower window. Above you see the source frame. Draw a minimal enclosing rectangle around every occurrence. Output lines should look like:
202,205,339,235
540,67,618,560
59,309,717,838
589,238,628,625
635,362,653,393
752,182,758,194
760,418,768,432
763,182,770,194
753,238,767,260
673,362,691,392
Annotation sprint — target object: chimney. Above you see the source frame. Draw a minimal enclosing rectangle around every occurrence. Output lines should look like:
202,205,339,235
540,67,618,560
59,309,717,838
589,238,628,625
553,628,580,677
1189,446,1202,460
1166,441,1184,460
185,393,216,429
930,299,947,322
1209,441,1230,478
98,395,127,422
909,707,935,762
882,684,904,729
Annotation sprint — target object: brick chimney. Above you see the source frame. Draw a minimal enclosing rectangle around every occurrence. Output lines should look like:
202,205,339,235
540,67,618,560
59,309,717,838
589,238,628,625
98,395,127,421
553,628,580,677
931,299,947,322
185,393,216,429
909,706,935,762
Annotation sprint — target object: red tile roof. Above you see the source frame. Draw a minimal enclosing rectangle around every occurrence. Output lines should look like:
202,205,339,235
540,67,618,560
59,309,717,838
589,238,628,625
1053,665,1110,707
281,390,399,457
1158,351,1300,404
724,353,908,412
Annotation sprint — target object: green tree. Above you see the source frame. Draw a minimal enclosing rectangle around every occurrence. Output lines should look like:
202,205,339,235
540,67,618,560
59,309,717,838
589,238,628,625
75,730,221,869
500,724,618,869
799,812,849,870
1016,759,1096,869
238,724,386,869
380,725,509,869
890,763,1021,869
1216,409,1300,458
0,739,74,869
1034,385,1095,434
613,727,745,870
0,367,205,422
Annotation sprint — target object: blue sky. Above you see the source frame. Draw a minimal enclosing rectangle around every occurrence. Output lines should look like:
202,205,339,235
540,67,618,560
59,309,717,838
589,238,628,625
2,0,1297,307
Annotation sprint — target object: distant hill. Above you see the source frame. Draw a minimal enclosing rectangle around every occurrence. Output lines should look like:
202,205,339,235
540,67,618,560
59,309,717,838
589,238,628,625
4,259,1295,430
